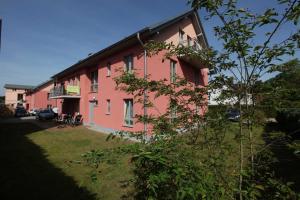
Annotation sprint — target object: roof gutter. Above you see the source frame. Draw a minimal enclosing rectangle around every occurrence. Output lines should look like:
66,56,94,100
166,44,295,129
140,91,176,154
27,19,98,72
137,32,148,135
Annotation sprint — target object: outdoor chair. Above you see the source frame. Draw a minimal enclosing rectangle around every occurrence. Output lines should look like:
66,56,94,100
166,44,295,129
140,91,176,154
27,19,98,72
72,114,83,126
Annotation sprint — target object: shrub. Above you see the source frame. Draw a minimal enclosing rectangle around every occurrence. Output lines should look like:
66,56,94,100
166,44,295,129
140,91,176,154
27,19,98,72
0,105,14,118
131,140,231,200
276,109,300,133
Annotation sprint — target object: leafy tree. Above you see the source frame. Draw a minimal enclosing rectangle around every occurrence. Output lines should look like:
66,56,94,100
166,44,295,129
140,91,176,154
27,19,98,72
83,0,300,199
258,59,300,114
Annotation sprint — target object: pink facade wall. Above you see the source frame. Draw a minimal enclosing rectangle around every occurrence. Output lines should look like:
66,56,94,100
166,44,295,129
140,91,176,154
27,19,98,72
52,17,208,133
5,88,28,108
26,82,58,110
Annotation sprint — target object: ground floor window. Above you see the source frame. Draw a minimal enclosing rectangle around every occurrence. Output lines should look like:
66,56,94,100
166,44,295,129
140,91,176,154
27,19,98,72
124,99,133,126
170,99,177,122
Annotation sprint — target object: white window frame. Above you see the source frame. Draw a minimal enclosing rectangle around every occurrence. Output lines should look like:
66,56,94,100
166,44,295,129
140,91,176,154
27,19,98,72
124,99,133,126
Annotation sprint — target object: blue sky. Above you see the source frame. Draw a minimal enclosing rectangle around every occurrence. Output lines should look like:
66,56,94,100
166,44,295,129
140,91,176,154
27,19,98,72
0,0,299,95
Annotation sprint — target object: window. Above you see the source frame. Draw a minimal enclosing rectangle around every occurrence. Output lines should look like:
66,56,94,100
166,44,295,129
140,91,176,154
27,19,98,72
193,40,200,51
13,89,16,92
47,93,50,100
187,35,192,47
170,99,177,122
107,62,111,77
90,70,98,92
124,55,133,72
194,68,200,86
170,60,176,83
17,94,23,101
47,104,52,109
124,99,133,126
106,99,111,114
179,29,185,44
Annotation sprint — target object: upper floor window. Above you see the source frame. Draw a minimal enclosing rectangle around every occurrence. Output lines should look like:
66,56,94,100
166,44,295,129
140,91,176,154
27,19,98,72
107,62,111,77
193,40,201,51
170,99,177,122
124,99,133,126
17,94,23,101
124,55,133,73
47,93,50,100
170,60,176,83
179,29,185,44
90,70,98,93
187,35,192,47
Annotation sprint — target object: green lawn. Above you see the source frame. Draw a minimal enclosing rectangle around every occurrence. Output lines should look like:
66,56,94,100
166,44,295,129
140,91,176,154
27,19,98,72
0,122,132,200
0,120,297,199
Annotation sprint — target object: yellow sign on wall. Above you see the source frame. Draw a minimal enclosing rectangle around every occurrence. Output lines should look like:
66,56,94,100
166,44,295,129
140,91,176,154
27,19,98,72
66,85,80,95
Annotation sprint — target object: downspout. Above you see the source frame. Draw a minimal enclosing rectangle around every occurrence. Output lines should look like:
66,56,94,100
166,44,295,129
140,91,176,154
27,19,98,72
137,32,148,134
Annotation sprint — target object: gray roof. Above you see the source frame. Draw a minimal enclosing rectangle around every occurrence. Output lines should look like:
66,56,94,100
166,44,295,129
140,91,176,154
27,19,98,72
33,79,53,91
4,84,35,90
51,9,208,79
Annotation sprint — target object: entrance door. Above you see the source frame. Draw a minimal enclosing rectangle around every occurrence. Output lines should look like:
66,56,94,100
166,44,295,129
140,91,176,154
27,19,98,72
89,101,96,124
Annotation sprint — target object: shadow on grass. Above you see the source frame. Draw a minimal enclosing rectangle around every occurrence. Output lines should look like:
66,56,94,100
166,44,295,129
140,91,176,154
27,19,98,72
0,121,97,200
263,122,300,192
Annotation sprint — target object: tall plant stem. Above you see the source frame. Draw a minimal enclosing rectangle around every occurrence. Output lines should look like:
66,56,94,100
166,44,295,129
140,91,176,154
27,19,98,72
239,101,244,200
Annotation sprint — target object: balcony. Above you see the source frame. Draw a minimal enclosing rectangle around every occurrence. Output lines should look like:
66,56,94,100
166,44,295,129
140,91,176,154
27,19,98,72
178,38,204,67
49,85,81,99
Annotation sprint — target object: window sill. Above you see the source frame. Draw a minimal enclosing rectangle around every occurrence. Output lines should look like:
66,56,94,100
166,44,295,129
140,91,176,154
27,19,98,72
105,112,110,115
106,75,111,77
123,124,133,128
89,91,98,93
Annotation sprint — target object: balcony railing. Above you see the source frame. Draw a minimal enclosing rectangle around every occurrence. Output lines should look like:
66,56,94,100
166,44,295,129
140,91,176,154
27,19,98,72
179,38,202,51
90,83,98,93
178,38,203,67
50,85,80,99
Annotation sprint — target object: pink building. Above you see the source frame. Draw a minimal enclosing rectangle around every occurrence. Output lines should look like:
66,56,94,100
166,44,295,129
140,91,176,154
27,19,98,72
49,10,209,133
25,80,58,110
4,84,35,109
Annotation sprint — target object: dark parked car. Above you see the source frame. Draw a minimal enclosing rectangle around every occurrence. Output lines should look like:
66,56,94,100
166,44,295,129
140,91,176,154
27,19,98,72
15,107,28,117
227,109,240,122
36,109,55,120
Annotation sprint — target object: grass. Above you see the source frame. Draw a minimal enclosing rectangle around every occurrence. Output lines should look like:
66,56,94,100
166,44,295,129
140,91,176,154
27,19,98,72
0,122,132,200
0,120,297,199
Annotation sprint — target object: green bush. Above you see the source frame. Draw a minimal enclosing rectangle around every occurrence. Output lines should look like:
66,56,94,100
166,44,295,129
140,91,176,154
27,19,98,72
0,105,14,118
276,109,300,133
131,140,231,200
